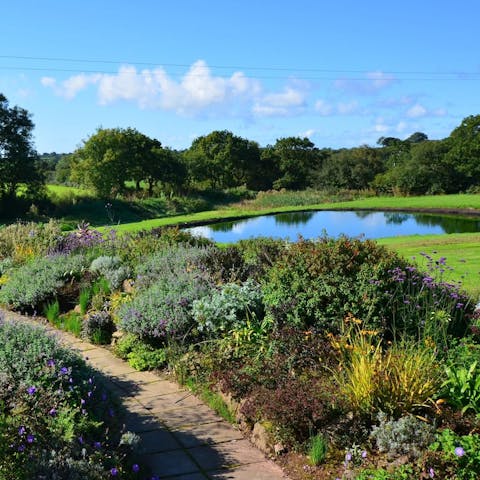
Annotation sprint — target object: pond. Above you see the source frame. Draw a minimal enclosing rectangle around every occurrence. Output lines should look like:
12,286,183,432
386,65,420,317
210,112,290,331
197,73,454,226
187,210,480,243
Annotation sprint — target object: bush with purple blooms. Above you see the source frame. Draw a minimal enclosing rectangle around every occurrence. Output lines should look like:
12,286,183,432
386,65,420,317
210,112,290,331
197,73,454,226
51,221,105,255
0,320,143,479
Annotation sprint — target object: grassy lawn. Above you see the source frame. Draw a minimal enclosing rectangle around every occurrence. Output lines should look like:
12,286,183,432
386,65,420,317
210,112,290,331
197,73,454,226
46,184,93,197
378,232,480,297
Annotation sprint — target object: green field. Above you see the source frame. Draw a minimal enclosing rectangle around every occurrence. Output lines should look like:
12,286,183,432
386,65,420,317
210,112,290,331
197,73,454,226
46,184,93,197
378,233,480,297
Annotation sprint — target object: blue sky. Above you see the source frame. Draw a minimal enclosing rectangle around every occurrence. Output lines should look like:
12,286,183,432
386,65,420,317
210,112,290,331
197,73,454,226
1,0,479,153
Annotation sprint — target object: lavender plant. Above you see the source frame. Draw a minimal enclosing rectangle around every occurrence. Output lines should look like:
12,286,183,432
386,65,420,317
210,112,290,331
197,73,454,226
0,254,88,309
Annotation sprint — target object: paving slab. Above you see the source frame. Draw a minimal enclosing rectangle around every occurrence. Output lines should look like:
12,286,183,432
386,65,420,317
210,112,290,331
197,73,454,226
188,439,267,471
140,390,205,412
138,429,182,453
160,403,224,430
208,461,288,479
174,421,244,448
143,449,199,477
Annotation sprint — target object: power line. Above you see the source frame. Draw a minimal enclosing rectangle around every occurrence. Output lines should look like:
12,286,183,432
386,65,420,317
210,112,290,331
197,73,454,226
0,65,479,82
0,54,479,80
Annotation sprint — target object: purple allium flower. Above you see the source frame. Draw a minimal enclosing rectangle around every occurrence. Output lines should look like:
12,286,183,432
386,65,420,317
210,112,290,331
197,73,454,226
455,446,465,457
27,434,34,443
27,386,37,395
132,464,140,473
18,426,26,436
110,467,118,476
49,408,57,416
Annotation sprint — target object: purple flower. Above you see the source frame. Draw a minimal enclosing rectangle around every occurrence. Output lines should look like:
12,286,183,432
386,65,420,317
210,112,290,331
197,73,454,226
361,450,367,458
17,444,25,452
455,446,465,457
18,426,26,436
60,367,69,375
101,392,107,401
49,408,57,416
429,467,435,478
345,452,352,462
110,467,118,476
132,464,140,473
27,434,34,444
80,398,86,406
47,359,55,367
93,441,101,449
78,436,84,445
27,386,37,395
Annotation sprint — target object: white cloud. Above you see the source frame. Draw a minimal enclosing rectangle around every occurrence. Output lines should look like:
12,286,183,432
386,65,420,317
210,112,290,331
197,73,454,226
41,73,101,99
41,60,263,116
337,100,359,115
253,86,306,117
396,121,408,133
406,103,427,118
406,103,447,119
314,99,360,116
315,99,334,116
300,128,317,138
334,71,395,95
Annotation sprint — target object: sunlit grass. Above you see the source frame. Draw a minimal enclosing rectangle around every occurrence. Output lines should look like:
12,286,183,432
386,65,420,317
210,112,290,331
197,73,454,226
378,233,480,297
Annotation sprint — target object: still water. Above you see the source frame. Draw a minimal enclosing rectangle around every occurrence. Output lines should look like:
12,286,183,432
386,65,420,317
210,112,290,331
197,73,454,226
188,210,480,243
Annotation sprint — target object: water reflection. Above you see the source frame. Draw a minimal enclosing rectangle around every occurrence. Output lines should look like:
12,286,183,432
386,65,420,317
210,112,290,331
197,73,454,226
274,212,314,226
187,210,480,243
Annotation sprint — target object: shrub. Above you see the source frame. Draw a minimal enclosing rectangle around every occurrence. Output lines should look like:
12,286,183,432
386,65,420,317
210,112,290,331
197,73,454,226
370,412,436,459
0,320,141,479
90,255,130,290
126,344,167,371
51,222,104,255
191,279,264,335
241,375,341,447
0,254,88,310
134,244,214,288
118,268,212,340
262,236,408,334
0,220,62,261
82,310,115,344
262,236,472,338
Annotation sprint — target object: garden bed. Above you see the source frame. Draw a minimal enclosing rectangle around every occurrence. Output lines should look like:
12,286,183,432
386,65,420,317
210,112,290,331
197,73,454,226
1,220,480,479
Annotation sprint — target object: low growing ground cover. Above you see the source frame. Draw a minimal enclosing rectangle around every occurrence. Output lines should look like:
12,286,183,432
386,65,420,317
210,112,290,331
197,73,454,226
1,220,480,478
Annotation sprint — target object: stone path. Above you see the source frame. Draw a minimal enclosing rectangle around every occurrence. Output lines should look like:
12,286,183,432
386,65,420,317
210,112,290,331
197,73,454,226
2,310,287,479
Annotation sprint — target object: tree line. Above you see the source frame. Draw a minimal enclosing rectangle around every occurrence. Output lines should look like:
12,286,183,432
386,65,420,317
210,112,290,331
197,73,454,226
1,92,480,205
